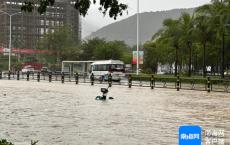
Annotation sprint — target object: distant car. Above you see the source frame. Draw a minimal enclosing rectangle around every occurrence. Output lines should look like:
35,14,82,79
224,70,230,75
54,70,62,75
41,67,51,74
22,65,34,74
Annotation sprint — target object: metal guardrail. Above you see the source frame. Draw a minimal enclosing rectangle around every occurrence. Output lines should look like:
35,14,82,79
0,71,229,93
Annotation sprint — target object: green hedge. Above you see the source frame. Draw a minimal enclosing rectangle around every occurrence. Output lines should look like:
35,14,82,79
180,78,207,84
211,79,230,85
130,74,229,85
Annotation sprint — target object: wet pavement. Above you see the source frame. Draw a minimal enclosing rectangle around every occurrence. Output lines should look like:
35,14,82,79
0,80,230,145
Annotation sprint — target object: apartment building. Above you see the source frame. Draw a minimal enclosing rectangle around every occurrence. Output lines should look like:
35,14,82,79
0,0,81,49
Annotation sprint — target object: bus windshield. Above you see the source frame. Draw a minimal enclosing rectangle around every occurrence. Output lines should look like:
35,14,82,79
92,64,124,72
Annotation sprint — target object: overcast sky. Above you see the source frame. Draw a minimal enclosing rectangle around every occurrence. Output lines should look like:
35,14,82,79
82,0,211,37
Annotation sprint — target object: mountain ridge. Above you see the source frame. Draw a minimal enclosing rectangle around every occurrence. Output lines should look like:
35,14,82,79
86,8,195,46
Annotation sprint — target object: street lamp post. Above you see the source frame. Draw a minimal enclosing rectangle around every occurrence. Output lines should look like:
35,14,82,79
0,10,21,71
9,15,12,71
221,30,225,78
136,0,139,75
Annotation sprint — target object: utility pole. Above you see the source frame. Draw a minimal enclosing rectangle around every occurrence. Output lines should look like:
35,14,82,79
136,0,139,75
9,15,12,71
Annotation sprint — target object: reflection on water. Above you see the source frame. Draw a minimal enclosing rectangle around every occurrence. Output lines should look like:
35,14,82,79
0,80,230,145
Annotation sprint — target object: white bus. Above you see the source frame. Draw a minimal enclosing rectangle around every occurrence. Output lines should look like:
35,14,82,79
90,60,125,81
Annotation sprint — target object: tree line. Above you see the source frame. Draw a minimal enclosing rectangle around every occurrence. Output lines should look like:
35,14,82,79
37,26,132,69
144,0,230,77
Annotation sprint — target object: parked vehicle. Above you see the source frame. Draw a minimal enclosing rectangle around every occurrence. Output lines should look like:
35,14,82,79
90,60,125,81
21,65,34,74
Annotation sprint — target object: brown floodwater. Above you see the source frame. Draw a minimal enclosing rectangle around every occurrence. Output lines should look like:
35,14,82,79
0,80,230,145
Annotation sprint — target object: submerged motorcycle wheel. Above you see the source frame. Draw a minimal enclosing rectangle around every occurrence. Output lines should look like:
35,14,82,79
95,96,102,100
95,96,114,100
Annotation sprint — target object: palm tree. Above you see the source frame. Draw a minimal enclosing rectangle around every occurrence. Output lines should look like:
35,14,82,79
151,32,175,74
195,0,230,77
179,12,195,77
193,14,214,77
161,18,182,76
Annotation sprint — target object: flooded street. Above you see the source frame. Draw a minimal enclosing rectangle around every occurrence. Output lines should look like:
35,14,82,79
0,80,230,145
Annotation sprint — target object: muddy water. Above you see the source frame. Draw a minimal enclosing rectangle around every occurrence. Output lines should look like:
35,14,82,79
0,80,230,145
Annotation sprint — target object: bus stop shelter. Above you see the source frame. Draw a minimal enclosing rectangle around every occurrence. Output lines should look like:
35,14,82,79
61,61,95,75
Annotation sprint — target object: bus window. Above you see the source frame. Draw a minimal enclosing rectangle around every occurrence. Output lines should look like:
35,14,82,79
111,64,125,72
96,65,105,71
93,64,109,71
92,65,98,71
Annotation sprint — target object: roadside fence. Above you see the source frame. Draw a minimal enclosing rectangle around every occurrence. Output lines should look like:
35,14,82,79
0,71,229,93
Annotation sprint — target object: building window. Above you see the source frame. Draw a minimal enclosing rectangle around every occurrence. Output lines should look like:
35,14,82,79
40,28,44,35
46,20,49,26
41,20,44,25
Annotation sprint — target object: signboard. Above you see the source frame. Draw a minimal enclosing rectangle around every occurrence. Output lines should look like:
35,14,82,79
0,47,50,54
179,125,202,145
132,51,144,65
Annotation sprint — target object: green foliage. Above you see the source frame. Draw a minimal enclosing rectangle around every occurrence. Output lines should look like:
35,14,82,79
180,77,207,84
21,0,127,20
37,34,132,67
80,38,107,60
130,74,230,85
31,140,38,145
0,139,14,145
121,51,132,64
42,26,75,51
93,42,122,60
0,55,9,70
131,74,177,82
143,41,159,73
93,40,127,60
37,26,79,64
61,45,82,61
80,38,131,63
13,61,23,71
0,139,39,145
143,0,230,77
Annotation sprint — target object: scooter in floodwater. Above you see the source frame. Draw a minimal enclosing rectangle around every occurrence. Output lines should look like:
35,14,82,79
95,86,114,100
